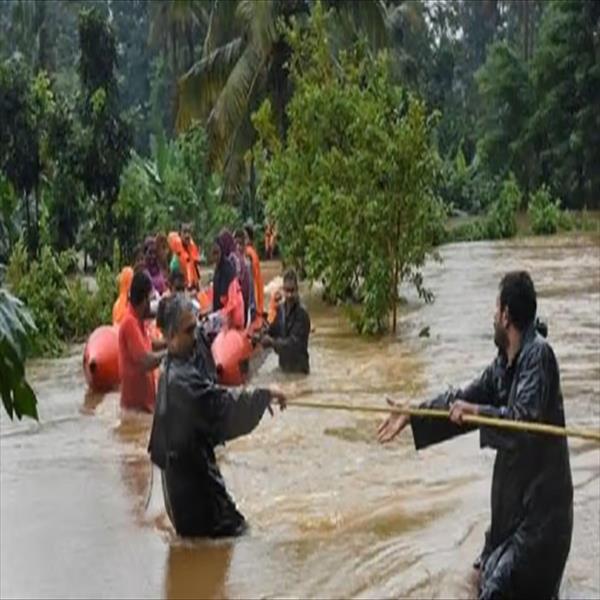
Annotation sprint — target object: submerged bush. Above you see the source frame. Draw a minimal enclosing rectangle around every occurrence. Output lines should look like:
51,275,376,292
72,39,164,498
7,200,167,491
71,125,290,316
6,241,116,356
528,185,562,235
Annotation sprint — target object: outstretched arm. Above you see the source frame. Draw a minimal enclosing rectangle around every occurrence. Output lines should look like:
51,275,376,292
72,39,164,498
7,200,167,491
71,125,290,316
378,362,497,448
208,386,287,443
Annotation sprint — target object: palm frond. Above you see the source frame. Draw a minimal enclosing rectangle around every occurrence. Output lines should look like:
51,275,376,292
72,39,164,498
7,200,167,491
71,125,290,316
202,0,242,57
220,114,256,203
327,0,391,52
176,37,244,132
236,0,277,55
208,43,266,169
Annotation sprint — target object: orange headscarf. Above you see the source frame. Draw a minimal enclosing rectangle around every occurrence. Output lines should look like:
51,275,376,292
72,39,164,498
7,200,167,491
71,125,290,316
112,266,134,326
168,231,183,255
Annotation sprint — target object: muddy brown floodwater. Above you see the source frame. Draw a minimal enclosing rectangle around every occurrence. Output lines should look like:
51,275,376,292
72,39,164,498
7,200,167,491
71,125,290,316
2,233,599,599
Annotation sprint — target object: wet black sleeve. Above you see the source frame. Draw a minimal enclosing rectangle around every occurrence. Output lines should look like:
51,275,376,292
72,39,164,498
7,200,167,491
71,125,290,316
411,363,496,450
167,367,271,446
272,309,310,355
268,308,282,338
207,387,272,443
478,344,555,451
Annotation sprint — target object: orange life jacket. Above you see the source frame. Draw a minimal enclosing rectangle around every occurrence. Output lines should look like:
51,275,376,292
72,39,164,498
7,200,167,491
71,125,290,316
168,231,201,289
112,266,134,326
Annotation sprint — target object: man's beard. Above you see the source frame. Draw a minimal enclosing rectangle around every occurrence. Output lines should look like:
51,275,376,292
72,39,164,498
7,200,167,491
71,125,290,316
494,321,508,351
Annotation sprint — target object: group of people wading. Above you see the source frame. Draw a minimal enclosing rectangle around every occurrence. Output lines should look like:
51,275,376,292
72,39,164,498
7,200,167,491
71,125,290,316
114,227,574,600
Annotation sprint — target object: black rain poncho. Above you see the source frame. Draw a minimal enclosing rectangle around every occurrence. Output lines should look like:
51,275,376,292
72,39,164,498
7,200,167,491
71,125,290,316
148,353,271,538
268,300,311,374
410,323,573,600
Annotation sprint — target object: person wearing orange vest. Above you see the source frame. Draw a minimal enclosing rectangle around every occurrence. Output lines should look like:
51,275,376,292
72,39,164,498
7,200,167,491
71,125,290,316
182,223,201,289
210,231,244,330
244,224,265,319
169,223,201,290
118,271,167,412
112,266,134,325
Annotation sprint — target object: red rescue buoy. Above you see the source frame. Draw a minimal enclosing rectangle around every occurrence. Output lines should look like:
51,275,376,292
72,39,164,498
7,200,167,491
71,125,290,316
211,328,254,386
83,325,120,392
83,321,261,393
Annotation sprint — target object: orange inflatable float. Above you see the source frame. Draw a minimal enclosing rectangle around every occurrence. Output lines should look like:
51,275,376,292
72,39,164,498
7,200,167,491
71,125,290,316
83,325,120,392
83,322,262,392
211,328,255,386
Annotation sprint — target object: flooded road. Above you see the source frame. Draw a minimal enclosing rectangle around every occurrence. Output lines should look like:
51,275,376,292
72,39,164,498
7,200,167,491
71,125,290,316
2,233,599,599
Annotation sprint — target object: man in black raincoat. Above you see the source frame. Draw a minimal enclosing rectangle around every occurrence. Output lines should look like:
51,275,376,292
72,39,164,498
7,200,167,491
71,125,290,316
149,295,287,538
378,271,573,600
259,269,311,374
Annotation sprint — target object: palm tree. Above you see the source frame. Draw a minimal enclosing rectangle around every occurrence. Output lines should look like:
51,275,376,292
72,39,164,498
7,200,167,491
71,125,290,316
148,0,211,74
175,0,392,202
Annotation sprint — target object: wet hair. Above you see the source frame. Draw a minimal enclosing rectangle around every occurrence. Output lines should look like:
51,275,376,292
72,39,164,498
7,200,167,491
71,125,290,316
130,271,152,306
499,271,537,332
169,269,185,292
283,268,298,289
132,243,145,268
244,224,254,242
215,229,236,257
156,296,169,332
160,294,195,339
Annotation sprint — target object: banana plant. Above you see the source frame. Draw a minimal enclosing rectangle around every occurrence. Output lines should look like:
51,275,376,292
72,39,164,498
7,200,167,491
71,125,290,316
0,288,39,420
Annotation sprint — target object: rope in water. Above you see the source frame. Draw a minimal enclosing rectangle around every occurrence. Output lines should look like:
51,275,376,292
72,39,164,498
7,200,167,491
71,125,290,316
286,399,600,443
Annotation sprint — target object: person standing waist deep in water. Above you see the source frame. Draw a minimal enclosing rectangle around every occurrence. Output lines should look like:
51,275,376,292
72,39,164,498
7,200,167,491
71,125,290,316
118,271,166,412
148,295,287,538
377,271,573,600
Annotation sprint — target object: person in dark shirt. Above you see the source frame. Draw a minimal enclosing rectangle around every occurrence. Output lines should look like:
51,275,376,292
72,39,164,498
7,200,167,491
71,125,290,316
148,295,287,538
259,269,310,374
377,271,573,600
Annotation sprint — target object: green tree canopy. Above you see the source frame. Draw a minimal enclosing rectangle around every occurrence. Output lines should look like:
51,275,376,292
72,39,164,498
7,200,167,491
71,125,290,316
254,3,443,334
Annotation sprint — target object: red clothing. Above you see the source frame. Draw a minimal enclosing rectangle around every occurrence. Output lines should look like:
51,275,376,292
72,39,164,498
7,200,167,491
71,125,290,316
181,240,201,289
218,278,244,329
118,304,156,412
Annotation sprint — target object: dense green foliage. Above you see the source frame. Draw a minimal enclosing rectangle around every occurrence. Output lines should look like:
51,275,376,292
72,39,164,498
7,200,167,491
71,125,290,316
6,241,116,356
76,9,133,265
255,6,444,334
473,1,599,209
529,0,600,208
528,185,562,235
447,173,520,242
0,288,38,420
0,0,597,257
115,125,240,260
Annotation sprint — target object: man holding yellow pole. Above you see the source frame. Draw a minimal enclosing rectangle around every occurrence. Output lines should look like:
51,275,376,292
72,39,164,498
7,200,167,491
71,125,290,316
378,271,573,600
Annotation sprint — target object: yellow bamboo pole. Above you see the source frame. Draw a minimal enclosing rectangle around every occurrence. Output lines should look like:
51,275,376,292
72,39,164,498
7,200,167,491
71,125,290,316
285,399,600,443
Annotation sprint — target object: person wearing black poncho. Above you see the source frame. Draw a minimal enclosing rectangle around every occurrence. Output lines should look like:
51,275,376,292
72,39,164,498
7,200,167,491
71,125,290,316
378,271,573,600
148,295,287,538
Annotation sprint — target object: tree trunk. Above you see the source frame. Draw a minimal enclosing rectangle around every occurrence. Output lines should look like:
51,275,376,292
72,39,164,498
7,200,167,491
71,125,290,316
186,26,195,70
523,0,530,61
171,25,178,75
249,151,256,222
24,192,31,257
392,258,399,334
33,187,39,256
268,38,292,142
392,212,401,334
